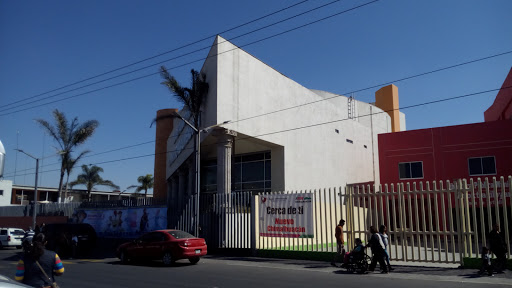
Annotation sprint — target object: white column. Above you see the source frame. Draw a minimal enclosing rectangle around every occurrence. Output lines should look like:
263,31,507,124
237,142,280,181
214,128,237,203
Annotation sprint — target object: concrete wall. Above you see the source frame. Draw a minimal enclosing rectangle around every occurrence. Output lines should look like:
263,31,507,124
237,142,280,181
208,35,394,190
0,179,12,206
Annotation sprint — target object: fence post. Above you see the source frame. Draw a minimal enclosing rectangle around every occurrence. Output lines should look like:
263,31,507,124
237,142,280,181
455,180,465,267
251,194,257,256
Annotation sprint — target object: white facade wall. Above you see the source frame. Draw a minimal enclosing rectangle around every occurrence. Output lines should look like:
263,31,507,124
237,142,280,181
194,36,397,191
0,180,13,206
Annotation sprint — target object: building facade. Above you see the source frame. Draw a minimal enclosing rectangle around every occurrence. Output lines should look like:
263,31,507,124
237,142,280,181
379,67,512,186
155,36,405,218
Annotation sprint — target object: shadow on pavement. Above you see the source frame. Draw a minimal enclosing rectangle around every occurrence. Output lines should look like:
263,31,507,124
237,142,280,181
105,259,201,268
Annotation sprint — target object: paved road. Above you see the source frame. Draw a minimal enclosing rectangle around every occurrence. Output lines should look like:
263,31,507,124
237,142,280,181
0,248,510,287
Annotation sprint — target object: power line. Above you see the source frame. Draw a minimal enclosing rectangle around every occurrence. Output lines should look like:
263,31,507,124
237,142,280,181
0,0,377,116
0,0,312,109
4,47,510,173
0,0,340,112
6,85,510,179
231,50,512,124
3,132,196,175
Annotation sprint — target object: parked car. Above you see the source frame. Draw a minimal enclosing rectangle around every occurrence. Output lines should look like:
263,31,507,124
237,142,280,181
0,274,32,288
0,228,25,249
43,223,97,257
116,229,207,266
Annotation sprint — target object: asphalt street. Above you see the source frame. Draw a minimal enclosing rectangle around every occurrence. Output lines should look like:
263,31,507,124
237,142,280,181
0,248,511,288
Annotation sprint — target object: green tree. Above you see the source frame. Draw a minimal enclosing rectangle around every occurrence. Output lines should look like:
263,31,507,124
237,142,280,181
36,109,99,202
70,165,119,201
127,174,154,198
63,151,89,202
159,67,209,129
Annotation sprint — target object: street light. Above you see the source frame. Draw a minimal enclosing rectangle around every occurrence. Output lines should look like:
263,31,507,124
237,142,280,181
172,111,230,237
15,149,39,229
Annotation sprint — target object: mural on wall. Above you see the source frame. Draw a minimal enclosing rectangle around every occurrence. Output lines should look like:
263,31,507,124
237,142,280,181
72,207,167,238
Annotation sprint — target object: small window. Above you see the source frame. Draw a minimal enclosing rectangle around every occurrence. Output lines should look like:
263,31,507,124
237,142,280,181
468,156,496,176
0,190,3,196
0,230,7,235
346,139,353,144
398,162,423,179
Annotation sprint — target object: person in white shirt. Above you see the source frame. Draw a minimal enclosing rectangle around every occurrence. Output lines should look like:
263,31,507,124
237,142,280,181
366,226,388,273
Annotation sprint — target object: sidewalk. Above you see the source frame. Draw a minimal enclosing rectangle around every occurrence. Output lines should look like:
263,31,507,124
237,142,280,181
205,255,512,285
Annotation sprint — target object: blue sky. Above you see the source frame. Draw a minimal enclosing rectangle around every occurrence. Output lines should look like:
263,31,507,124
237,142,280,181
1,0,511,193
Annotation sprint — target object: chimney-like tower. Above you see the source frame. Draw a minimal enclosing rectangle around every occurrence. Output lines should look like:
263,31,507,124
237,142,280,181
375,84,401,132
153,109,178,200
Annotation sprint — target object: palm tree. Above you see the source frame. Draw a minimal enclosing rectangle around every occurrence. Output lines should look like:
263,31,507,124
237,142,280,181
36,109,99,202
159,66,209,129
63,151,89,202
159,67,209,200
126,174,154,198
70,165,119,201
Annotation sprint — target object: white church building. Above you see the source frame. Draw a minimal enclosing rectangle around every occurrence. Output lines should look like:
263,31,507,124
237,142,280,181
154,35,405,212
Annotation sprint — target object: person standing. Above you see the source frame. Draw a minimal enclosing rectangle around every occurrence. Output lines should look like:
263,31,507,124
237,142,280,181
367,226,388,273
479,247,493,276
15,233,65,287
331,219,346,267
379,225,393,271
489,224,507,273
23,227,35,243
71,234,78,259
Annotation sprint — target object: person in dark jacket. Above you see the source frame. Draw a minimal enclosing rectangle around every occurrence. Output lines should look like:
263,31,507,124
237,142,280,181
366,226,388,273
15,233,65,287
489,224,507,273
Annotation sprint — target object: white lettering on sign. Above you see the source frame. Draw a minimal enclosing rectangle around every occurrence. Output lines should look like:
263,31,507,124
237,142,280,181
259,193,313,238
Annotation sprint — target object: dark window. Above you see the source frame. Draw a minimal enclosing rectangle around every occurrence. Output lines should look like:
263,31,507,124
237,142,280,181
346,139,353,144
0,230,6,235
0,190,3,195
265,161,271,180
167,230,195,239
242,153,264,162
242,182,265,190
233,163,241,183
231,151,271,193
468,156,496,176
242,161,264,182
398,162,423,179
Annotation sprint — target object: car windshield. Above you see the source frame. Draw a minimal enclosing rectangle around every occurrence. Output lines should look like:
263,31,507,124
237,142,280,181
12,230,25,235
167,230,195,239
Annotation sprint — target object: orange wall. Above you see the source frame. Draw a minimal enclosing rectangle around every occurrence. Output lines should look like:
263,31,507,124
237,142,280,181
153,109,178,200
375,84,400,132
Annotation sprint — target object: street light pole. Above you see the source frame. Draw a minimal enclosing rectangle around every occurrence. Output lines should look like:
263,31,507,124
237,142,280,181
15,149,39,229
171,111,230,237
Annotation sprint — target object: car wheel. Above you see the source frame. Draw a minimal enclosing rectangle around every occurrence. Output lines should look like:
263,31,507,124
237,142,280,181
162,252,173,266
120,251,129,264
189,257,200,265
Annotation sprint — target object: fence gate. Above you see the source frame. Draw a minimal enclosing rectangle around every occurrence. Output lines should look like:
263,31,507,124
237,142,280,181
348,176,512,265
172,192,252,249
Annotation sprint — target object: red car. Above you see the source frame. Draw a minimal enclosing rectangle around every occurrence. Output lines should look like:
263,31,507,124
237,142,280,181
116,229,207,265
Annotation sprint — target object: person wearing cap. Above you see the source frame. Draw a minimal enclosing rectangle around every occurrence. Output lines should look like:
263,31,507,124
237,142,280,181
331,219,346,267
